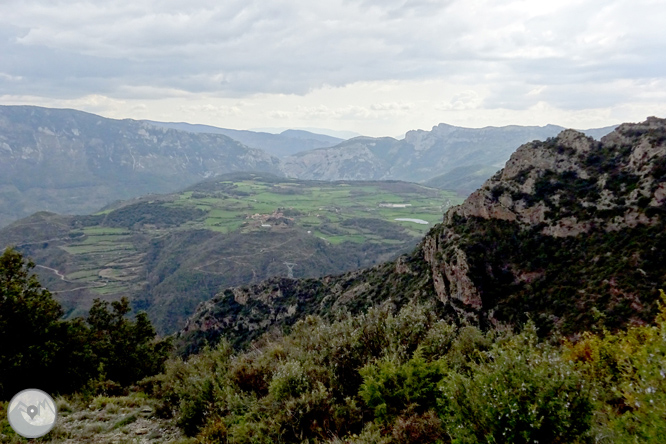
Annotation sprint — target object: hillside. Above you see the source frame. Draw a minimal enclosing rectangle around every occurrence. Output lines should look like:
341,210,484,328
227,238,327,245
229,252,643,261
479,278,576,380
145,121,344,157
281,123,617,187
0,106,282,227
180,117,666,352
0,173,460,334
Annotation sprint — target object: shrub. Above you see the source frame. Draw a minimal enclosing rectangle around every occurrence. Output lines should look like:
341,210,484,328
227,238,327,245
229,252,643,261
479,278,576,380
0,248,65,399
439,324,594,444
268,360,310,401
360,351,446,423
567,291,666,442
390,410,446,444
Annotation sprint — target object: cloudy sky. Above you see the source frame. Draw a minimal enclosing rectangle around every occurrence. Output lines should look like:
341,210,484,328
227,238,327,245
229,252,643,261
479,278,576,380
1,0,665,136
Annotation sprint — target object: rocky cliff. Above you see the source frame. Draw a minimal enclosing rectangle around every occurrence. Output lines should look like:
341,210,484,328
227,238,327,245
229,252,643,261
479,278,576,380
180,117,666,352
0,106,282,227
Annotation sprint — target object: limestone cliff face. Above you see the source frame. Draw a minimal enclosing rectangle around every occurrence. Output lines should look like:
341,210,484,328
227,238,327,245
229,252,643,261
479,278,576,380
180,118,666,351
420,117,666,327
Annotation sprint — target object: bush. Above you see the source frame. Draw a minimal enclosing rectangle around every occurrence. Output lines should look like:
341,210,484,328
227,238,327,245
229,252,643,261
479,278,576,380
0,248,171,400
439,323,594,444
268,360,310,401
0,248,65,399
566,290,666,442
153,298,666,443
360,351,446,423
86,297,172,386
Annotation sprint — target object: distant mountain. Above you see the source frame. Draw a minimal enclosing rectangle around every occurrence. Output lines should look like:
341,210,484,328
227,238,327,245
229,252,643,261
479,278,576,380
180,117,665,351
424,164,503,195
281,123,618,190
279,129,343,144
0,106,282,227
0,104,620,230
251,127,362,140
145,121,344,157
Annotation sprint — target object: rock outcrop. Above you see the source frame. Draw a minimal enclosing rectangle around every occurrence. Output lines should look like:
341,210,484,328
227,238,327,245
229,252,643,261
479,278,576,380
180,118,666,352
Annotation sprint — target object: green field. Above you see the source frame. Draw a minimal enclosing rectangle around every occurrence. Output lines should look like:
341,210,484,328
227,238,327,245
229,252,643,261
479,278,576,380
19,173,463,333
169,178,460,240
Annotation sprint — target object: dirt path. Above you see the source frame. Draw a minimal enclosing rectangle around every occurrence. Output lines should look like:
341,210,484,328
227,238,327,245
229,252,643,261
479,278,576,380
36,264,69,280
37,394,184,444
35,265,108,292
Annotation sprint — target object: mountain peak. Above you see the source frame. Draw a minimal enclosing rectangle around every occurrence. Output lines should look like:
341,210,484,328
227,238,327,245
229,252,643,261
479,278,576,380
451,118,665,234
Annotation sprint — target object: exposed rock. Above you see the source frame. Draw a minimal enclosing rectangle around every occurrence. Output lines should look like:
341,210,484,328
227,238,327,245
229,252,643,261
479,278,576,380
179,118,666,352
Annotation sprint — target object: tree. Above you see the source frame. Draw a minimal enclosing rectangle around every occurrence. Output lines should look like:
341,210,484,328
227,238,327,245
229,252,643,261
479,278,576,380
0,248,170,399
0,248,65,399
87,297,171,386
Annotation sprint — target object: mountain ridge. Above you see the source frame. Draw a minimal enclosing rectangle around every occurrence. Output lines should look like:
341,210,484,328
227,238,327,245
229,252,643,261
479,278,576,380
179,117,665,352
0,105,282,227
0,104,619,230
281,122,618,187
144,120,344,157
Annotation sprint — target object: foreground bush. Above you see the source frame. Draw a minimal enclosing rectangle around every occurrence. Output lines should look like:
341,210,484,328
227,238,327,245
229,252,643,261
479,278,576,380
150,294,666,443
566,290,666,443
439,323,594,444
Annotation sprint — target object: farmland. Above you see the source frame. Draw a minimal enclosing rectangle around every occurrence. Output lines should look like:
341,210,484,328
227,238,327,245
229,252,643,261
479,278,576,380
2,173,462,332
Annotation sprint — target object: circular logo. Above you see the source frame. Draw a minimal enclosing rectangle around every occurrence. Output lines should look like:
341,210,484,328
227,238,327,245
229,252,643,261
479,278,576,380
7,389,57,438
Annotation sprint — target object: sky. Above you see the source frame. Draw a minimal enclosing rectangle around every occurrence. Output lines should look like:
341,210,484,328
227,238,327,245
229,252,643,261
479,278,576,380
1,0,665,137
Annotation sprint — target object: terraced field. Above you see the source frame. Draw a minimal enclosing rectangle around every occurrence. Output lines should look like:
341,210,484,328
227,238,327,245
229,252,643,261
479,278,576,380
2,173,462,332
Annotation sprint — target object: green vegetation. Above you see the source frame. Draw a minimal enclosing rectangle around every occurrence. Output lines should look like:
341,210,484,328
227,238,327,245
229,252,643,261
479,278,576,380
2,174,460,334
3,121,664,442
0,248,170,400
445,207,665,336
141,293,666,443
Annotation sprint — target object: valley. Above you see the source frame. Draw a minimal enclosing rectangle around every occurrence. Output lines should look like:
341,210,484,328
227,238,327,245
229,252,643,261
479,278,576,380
0,173,460,333
1,116,665,444
180,118,666,352
2,1,665,440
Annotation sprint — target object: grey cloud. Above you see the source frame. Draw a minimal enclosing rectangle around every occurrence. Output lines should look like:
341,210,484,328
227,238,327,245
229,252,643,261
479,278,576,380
0,0,664,112
354,0,454,18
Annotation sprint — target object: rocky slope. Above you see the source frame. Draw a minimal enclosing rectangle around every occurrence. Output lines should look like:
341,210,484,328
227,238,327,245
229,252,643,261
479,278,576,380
280,123,617,185
0,106,282,227
180,117,666,352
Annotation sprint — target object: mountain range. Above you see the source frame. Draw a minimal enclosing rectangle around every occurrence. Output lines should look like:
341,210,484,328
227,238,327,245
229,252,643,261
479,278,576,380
280,123,617,190
0,106,281,228
0,105,618,230
179,117,666,352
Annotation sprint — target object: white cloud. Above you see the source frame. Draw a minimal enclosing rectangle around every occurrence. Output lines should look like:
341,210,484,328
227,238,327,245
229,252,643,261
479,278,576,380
436,91,482,111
